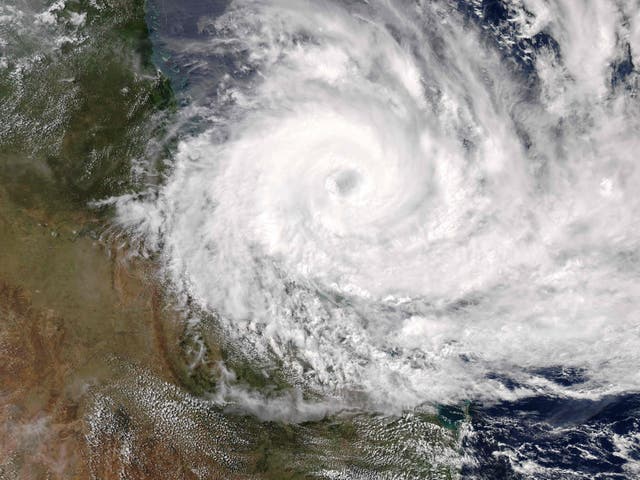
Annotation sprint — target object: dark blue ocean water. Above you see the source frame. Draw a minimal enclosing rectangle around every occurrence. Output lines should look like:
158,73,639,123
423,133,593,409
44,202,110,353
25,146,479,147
463,378,640,478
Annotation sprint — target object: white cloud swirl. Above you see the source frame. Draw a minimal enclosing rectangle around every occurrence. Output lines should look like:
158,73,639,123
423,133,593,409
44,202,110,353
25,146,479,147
118,0,640,412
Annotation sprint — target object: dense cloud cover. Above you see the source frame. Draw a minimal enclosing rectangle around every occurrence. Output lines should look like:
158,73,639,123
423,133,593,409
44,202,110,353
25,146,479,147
117,0,640,420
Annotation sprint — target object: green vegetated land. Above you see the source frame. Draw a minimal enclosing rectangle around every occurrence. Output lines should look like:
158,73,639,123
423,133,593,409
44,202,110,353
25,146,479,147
0,1,462,478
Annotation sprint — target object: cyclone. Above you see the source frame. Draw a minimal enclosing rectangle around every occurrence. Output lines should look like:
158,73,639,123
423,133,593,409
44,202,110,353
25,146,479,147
118,0,640,414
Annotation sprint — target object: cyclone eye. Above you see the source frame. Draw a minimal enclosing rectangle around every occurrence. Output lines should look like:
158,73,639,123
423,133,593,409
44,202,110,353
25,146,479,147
325,168,362,197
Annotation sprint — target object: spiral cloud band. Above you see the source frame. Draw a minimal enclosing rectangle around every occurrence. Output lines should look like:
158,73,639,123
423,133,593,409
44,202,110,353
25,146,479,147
118,0,640,412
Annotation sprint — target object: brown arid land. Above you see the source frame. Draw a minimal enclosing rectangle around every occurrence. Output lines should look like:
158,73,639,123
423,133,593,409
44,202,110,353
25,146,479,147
0,183,257,479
